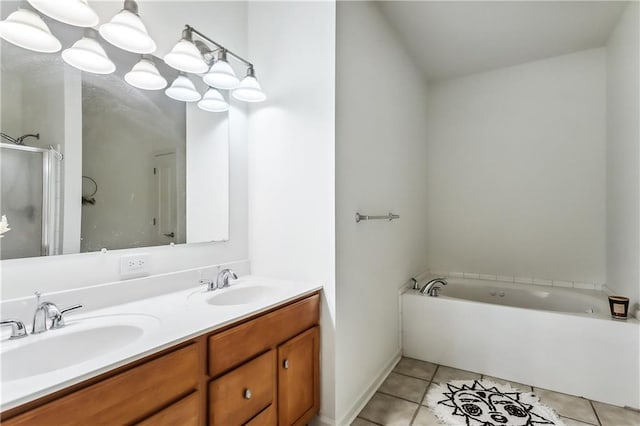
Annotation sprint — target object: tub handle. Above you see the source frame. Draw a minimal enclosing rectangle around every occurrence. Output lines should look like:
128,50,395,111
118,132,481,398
431,287,442,297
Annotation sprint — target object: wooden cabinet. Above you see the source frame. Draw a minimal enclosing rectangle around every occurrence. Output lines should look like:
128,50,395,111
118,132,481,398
1,292,320,426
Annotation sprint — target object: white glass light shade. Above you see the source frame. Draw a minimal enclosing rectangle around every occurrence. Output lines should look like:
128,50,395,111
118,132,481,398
203,59,240,90
62,37,115,74
165,75,201,102
198,88,229,112
164,39,208,74
0,8,61,53
28,0,99,27
125,58,167,90
232,75,266,103
99,9,156,54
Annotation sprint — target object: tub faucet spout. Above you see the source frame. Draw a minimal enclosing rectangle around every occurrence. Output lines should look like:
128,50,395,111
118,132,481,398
420,278,447,296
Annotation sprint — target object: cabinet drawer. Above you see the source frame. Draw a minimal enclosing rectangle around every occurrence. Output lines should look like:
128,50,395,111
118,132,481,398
209,350,276,426
4,344,199,426
208,294,319,376
246,404,276,426
137,392,199,426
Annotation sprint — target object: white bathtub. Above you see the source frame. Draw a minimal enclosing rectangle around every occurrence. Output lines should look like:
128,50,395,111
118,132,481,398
402,278,640,409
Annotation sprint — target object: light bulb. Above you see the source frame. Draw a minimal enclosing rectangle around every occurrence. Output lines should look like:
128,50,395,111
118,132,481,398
125,58,167,90
99,0,156,54
165,75,201,102
0,8,61,53
62,31,115,74
232,68,266,102
28,0,99,27
198,87,229,112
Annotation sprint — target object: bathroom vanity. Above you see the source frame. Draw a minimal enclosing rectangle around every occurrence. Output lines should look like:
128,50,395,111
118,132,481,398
0,275,321,426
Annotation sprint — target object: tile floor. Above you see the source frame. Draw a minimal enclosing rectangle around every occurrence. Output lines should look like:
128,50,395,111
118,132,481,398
353,357,640,426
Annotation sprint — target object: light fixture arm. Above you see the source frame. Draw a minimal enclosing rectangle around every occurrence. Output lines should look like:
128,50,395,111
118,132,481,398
185,25,253,68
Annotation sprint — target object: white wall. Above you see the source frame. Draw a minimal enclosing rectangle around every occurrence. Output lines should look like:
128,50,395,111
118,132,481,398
247,1,336,423
335,2,430,424
425,48,607,285
606,2,640,311
1,2,249,299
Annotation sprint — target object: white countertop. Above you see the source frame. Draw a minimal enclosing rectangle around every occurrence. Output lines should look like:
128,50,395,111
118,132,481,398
0,275,322,412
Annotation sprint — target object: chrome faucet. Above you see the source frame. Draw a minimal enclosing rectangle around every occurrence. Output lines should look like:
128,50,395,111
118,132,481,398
216,268,238,289
0,319,28,339
32,292,83,334
200,269,239,292
420,278,447,296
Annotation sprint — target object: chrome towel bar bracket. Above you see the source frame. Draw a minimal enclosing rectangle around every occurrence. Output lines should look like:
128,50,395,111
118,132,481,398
355,212,400,223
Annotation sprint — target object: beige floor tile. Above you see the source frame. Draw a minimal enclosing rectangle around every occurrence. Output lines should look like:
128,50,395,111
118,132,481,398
482,374,533,391
432,365,481,384
378,372,429,403
352,418,380,426
592,401,640,426
358,392,418,426
533,388,598,425
560,416,599,426
393,357,437,381
412,406,446,425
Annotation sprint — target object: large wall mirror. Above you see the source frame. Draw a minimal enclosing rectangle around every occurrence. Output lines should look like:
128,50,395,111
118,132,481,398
0,11,229,260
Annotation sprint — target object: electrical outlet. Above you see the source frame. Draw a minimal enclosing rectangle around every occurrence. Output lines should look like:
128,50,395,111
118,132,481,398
120,254,150,279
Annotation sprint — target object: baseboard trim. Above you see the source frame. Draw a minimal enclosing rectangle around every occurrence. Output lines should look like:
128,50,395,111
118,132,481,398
310,414,336,426
337,347,402,426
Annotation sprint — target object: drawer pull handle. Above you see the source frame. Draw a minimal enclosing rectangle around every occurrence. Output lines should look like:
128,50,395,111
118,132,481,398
244,388,252,400
283,359,289,369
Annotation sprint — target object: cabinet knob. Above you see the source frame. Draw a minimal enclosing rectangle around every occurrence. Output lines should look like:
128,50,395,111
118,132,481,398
283,359,289,369
243,388,252,400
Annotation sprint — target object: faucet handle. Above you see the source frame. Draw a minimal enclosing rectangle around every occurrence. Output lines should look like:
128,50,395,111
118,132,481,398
50,304,83,330
200,279,216,292
1,319,28,339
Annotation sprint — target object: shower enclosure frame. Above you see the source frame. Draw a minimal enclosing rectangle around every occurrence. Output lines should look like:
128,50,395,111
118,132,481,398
1,142,54,256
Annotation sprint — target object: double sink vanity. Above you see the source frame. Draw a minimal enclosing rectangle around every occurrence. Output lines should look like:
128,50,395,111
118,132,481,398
0,269,322,425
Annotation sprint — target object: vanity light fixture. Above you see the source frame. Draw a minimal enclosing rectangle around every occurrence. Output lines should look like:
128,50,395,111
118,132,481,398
198,87,229,112
165,74,201,102
232,66,266,103
62,29,115,74
27,0,99,27
0,7,61,53
203,50,240,90
125,56,167,90
168,25,265,106
99,0,156,54
164,28,208,74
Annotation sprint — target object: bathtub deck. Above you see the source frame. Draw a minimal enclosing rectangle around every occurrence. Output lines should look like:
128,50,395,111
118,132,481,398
354,357,640,426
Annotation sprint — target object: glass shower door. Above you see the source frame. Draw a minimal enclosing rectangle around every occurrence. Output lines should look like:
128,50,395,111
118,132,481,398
0,145,47,259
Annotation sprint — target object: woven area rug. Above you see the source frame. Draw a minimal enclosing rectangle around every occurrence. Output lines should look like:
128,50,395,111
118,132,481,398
425,379,564,426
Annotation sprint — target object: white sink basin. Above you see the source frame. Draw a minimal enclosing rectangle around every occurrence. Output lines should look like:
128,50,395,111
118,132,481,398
1,315,158,382
205,285,280,306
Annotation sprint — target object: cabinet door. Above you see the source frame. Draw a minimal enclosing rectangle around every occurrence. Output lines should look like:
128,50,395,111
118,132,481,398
3,344,199,426
137,392,199,426
277,327,319,426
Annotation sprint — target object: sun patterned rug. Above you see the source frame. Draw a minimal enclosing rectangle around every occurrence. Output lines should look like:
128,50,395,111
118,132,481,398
425,379,565,426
